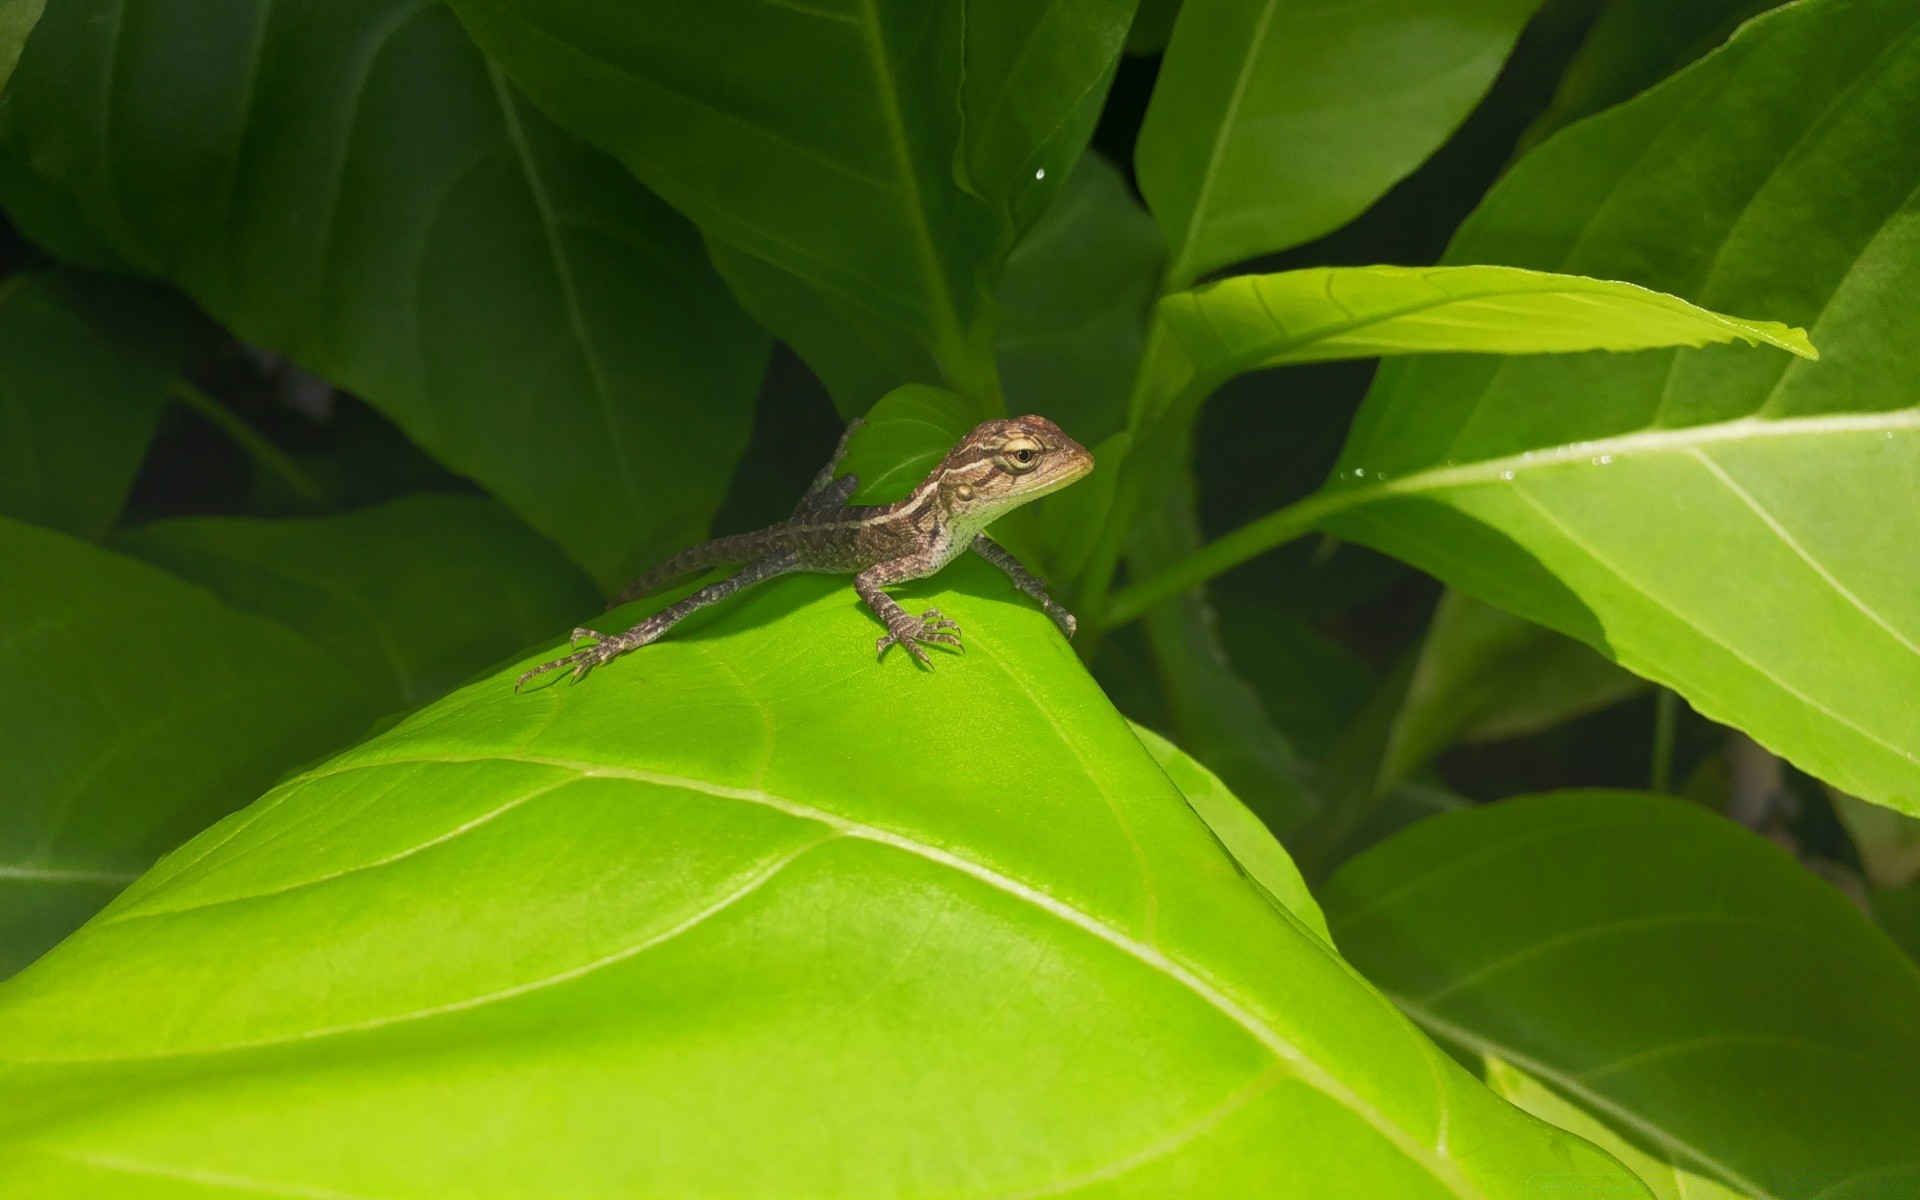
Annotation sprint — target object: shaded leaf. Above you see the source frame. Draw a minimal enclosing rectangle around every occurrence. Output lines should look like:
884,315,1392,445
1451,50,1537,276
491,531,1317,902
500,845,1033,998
1325,790,1920,1200
0,560,1639,1196
112,496,600,711
0,517,364,978
1381,589,1646,792
0,269,183,539
448,0,1134,409
0,0,40,88
1,0,767,591
996,151,1164,444
1315,0,1920,814
1136,0,1545,287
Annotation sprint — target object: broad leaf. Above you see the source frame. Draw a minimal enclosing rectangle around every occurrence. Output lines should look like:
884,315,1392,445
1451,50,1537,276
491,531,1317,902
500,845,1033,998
0,269,182,539
1156,265,1812,400
0,518,365,978
447,0,1134,409
1131,723,1328,942
1381,590,1646,792
112,496,600,711
1324,790,1920,1200
1312,0,1920,814
842,384,975,505
1521,0,1779,148
0,562,1640,1197
1136,0,1545,288
2,0,767,591
996,151,1164,444
0,0,40,89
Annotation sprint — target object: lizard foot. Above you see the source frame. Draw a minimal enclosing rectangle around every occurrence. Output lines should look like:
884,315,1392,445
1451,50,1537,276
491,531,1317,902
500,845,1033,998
514,629,637,690
876,609,963,668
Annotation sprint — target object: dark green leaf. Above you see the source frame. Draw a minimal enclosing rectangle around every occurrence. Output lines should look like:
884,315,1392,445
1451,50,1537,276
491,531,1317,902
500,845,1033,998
996,151,1164,444
0,0,41,87
112,496,600,711
447,0,1134,409
1315,0,1920,815
2,0,767,591
1381,590,1646,791
1325,790,1920,1200
1136,0,1545,287
0,269,182,539
0,561,1640,1196
1521,0,1780,149
0,517,364,978
842,384,976,505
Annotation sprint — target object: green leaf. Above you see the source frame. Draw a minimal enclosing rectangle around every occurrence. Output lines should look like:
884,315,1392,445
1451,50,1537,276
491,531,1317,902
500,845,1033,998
446,0,1134,409
842,384,976,505
1324,790,1920,1200
1131,723,1329,942
1212,593,1375,760
0,517,365,978
0,561,1642,1197
996,151,1164,444
111,496,600,712
1156,264,1813,397
1136,0,1545,288
1,0,767,592
0,0,40,89
1521,0,1779,149
0,269,183,539
1311,0,1920,815
1124,0,1182,56
1481,1057,1752,1200
1381,590,1647,792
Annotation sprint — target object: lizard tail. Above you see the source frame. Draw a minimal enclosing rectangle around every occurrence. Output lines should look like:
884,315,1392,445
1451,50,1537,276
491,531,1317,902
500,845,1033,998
607,531,774,609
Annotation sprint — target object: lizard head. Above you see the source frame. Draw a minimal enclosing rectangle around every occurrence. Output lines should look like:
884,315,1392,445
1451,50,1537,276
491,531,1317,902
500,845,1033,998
935,416,1095,533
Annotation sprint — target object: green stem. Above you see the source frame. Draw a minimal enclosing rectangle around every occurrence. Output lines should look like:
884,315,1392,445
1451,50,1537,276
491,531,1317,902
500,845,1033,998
1105,485,1353,627
1650,688,1680,794
170,379,329,506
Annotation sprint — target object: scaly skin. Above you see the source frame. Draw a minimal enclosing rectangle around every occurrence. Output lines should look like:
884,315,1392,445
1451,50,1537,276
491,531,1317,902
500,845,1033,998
516,416,1095,687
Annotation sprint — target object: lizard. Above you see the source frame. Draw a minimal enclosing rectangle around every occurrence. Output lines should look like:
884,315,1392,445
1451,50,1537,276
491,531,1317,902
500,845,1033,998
515,415,1095,688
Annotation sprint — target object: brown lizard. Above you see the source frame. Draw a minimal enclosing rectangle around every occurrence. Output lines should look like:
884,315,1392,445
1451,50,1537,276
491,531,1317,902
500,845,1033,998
516,415,1094,687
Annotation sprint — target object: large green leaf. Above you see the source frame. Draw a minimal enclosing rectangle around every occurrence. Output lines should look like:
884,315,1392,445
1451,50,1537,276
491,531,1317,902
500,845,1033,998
447,0,1134,409
1521,0,1779,148
0,518,365,979
1,0,767,591
0,0,40,89
996,151,1164,444
1135,0,1544,288
1324,791,1920,1200
0,269,182,540
0,561,1639,1197
112,496,600,711
1306,0,1920,814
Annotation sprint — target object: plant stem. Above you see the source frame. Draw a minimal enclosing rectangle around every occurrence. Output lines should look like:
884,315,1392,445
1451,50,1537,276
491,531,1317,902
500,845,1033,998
1650,688,1679,793
170,379,329,507
1105,486,1352,627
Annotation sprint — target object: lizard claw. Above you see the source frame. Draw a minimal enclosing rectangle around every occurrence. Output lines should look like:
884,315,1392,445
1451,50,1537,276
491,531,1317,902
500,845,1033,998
876,610,965,668
569,626,603,649
515,632,633,689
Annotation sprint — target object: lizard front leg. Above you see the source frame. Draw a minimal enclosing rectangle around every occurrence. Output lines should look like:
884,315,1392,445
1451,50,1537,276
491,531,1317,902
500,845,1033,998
518,552,802,688
971,535,1076,639
855,551,962,668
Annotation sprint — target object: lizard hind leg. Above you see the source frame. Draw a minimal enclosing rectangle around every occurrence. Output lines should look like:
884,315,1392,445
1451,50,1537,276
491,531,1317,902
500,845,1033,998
517,552,802,689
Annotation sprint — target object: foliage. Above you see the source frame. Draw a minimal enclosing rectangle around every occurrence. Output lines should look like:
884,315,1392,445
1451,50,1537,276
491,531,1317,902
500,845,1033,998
1,0,1914,1194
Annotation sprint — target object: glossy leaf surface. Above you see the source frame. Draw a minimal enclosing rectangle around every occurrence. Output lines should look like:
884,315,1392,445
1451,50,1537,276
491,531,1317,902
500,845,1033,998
0,562,1637,1197
1156,265,1812,398
1136,0,1543,287
0,269,182,539
113,496,600,711
448,0,1134,406
1,0,766,590
0,518,364,978
1325,790,1920,1200
1320,0,1920,813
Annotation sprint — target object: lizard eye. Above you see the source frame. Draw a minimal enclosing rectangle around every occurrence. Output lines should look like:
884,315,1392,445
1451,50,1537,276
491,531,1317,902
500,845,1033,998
1002,439,1042,472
